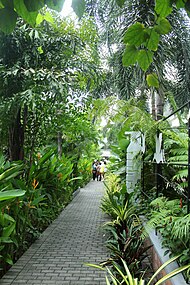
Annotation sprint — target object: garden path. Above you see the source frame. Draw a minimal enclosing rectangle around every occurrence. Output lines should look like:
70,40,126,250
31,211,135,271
1,181,109,285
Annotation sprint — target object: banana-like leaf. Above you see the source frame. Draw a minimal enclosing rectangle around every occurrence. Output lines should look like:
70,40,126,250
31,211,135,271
0,165,23,182
0,189,25,201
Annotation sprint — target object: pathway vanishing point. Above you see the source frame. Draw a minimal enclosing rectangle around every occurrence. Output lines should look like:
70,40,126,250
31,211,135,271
1,181,109,285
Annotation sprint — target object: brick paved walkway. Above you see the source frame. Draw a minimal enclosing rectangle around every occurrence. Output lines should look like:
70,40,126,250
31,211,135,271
1,181,109,285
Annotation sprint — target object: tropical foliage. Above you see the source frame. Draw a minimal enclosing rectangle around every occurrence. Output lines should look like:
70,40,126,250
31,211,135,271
100,174,150,277
146,197,190,268
89,257,190,285
0,0,190,283
0,10,101,274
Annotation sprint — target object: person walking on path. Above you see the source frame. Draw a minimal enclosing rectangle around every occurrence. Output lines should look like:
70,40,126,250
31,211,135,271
92,160,97,181
99,162,105,181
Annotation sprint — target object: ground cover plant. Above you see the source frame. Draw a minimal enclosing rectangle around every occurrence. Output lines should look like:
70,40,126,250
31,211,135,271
94,257,190,285
100,173,151,278
88,173,190,284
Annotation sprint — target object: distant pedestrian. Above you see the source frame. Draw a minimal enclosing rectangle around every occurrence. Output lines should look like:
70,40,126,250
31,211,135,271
99,162,105,181
92,161,97,181
96,162,101,181
103,161,107,178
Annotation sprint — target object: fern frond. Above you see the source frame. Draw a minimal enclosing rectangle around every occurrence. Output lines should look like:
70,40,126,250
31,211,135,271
171,214,190,240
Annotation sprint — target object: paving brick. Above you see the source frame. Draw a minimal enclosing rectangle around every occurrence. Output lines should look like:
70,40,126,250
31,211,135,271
0,181,109,284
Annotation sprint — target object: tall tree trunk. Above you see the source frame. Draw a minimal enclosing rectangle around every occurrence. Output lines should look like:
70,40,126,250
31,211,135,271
57,131,62,158
8,105,27,161
156,88,164,120
151,89,156,120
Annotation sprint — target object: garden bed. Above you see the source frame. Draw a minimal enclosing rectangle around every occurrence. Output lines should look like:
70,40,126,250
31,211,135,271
145,230,188,285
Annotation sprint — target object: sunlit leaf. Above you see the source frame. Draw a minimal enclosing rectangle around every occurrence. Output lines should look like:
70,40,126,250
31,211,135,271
37,46,44,54
146,73,159,88
36,13,44,25
44,11,54,23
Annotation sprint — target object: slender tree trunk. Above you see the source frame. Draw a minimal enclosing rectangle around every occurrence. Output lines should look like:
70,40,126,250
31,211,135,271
156,88,164,120
57,131,62,158
8,105,27,161
151,89,156,120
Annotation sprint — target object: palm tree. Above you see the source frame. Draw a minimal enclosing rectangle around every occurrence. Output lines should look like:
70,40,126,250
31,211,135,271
85,0,190,114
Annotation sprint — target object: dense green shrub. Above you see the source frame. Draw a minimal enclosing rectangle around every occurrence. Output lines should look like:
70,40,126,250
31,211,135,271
0,150,92,275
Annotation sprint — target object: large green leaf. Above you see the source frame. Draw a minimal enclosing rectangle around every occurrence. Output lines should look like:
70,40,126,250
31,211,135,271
14,0,38,26
146,73,159,88
155,0,173,17
45,0,65,12
72,0,85,18
155,18,171,35
0,7,17,34
24,0,44,12
123,22,146,46
0,190,25,201
146,29,160,51
138,49,153,71
0,165,23,182
122,45,139,66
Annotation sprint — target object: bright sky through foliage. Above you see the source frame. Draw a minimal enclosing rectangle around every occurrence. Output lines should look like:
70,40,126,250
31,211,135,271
61,0,73,16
